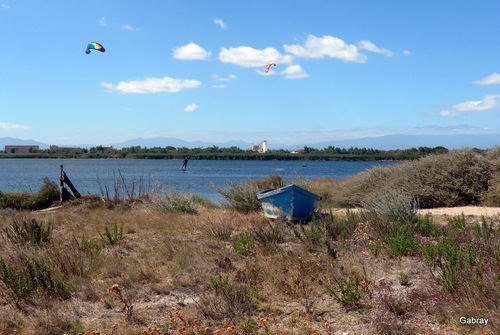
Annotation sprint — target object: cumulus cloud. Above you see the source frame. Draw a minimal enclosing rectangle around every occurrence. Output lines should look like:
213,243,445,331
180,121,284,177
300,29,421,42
471,73,500,85
0,122,31,129
214,18,227,30
102,76,201,94
183,103,199,112
440,94,500,116
211,84,227,88
283,34,367,63
99,16,107,27
219,46,293,67
403,50,411,55
173,42,211,60
281,65,308,79
357,40,393,57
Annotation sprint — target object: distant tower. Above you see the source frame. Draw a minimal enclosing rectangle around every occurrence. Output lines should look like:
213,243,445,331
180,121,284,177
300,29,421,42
262,140,268,153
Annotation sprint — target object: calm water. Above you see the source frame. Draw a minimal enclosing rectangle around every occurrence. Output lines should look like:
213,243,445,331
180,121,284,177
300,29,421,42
0,159,398,202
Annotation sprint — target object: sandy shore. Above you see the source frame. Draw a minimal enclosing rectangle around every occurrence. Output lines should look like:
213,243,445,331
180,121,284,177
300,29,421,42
417,206,500,217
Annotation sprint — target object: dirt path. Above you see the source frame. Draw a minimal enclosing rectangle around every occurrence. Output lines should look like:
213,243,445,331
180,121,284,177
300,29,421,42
417,206,500,217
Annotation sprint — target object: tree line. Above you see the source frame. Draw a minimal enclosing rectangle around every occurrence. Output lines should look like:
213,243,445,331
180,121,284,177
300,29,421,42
0,145,450,161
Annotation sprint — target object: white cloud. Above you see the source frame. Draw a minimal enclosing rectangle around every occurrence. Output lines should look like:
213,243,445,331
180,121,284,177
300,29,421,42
281,65,308,79
212,74,237,81
1,3,10,9
102,76,201,94
99,16,107,27
283,34,367,63
219,46,293,67
183,103,199,112
403,50,411,55
0,122,31,129
173,42,211,60
471,73,500,85
440,94,500,116
122,24,136,31
211,84,227,88
357,40,393,57
214,18,227,30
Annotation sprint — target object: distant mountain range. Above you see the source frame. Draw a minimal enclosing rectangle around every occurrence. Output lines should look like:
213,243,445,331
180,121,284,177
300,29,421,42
310,134,500,151
1,134,500,151
0,137,51,149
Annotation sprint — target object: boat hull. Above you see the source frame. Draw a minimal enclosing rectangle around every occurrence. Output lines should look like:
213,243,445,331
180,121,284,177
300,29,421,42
256,184,321,220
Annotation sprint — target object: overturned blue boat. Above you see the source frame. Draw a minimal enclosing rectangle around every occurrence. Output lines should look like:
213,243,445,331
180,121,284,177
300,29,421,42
256,184,322,221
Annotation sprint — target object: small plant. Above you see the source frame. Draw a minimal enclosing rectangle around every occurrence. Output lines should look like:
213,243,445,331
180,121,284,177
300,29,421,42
448,214,466,234
232,231,254,255
473,216,494,240
388,223,418,258
5,218,52,246
108,284,134,321
414,214,442,237
197,274,257,320
100,221,124,247
398,272,410,286
326,272,363,310
438,238,463,291
252,217,287,251
206,216,233,241
239,317,257,334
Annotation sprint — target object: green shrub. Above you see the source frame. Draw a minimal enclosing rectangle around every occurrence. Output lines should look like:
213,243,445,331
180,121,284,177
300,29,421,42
0,178,58,210
414,214,442,237
152,188,198,214
326,272,363,310
5,219,52,246
100,221,123,247
0,257,71,306
388,223,418,258
214,181,261,213
438,239,463,291
232,231,254,255
32,177,59,209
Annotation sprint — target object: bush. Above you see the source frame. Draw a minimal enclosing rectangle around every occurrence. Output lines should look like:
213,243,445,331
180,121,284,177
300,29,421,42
151,188,199,214
0,178,58,210
326,272,363,310
328,149,494,208
5,218,52,246
362,190,418,223
32,177,59,209
197,274,258,320
214,181,261,213
0,257,71,305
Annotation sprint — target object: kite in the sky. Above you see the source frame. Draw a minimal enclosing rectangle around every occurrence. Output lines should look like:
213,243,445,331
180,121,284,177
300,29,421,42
265,62,276,73
85,42,105,54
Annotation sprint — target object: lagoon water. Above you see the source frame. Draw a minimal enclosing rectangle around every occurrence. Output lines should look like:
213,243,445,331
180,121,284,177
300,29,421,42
0,159,399,202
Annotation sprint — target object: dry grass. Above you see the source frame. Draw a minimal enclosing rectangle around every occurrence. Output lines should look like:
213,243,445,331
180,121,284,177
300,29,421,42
0,149,499,334
0,197,496,335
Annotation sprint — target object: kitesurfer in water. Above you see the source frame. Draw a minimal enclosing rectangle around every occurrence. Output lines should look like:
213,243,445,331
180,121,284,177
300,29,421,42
181,157,188,170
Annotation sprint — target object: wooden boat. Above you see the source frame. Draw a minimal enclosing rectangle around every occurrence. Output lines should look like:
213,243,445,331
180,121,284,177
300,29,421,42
256,184,321,220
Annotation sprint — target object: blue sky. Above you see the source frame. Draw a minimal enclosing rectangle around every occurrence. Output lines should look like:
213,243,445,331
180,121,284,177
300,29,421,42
1,0,500,147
